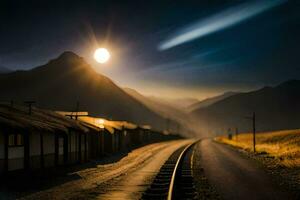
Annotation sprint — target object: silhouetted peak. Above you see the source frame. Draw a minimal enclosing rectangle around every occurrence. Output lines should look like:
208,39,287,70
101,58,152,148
58,51,80,59
47,51,88,69
54,51,84,64
30,51,93,75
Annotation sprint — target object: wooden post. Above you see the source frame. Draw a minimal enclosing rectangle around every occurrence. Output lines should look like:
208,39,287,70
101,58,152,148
24,132,30,170
54,133,58,166
227,128,232,140
40,133,44,168
63,134,68,164
101,130,104,156
75,101,79,120
24,101,35,115
67,132,71,164
84,133,87,162
253,112,256,152
78,133,82,163
4,131,8,172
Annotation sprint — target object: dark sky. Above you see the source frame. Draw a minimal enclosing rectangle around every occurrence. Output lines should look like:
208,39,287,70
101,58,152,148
1,0,300,99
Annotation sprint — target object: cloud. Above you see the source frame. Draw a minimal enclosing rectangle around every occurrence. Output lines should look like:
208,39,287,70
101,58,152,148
158,0,287,51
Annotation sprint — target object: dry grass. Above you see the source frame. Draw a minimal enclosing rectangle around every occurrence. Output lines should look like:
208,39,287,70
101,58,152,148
215,129,300,168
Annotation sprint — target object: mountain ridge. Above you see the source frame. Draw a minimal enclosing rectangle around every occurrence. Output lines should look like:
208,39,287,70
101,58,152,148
192,80,300,135
187,91,239,112
0,51,170,131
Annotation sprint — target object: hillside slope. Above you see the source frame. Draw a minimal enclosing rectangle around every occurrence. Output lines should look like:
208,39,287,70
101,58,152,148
123,88,196,136
192,80,300,134
147,96,199,110
124,88,187,117
0,52,167,130
188,91,238,112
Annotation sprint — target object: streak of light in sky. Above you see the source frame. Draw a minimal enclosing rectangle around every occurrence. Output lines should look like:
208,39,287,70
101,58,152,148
159,0,287,51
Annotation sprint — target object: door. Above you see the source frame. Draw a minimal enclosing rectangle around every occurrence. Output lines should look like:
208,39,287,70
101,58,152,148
55,134,68,166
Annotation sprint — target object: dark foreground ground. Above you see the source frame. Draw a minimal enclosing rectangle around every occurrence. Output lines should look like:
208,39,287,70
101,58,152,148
0,139,298,200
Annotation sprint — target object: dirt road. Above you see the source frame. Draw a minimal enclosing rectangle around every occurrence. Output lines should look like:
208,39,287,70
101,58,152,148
197,139,291,200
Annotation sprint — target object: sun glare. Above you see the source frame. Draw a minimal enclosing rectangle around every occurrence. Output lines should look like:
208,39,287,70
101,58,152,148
98,119,105,124
94,48,110,63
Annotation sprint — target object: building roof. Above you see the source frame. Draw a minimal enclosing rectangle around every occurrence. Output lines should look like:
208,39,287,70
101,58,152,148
0,104,88,133
140,125,151,130
56,111,151,134
77,116,138,134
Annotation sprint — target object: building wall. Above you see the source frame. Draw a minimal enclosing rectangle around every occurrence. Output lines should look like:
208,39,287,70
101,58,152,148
123,130,132,150
30,132,41,169
114,133,118,153
8,146,24,171
0,132,4,174
86,134,90,160
89,132,101,159
100,132,104,155
43,133,55,168
68,131,79,163
86,133,91,160
58,137,64,165
103,132,113,154
80,134,85,161
67,131,87,163
129,130,141,147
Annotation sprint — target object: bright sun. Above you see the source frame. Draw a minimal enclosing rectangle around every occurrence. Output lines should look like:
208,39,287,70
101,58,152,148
94,48,110,63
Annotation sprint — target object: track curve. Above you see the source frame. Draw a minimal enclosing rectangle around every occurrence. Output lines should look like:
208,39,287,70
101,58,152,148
141,140,199,200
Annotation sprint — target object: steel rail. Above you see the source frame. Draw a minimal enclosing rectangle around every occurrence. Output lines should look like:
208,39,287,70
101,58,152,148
167,140,199,200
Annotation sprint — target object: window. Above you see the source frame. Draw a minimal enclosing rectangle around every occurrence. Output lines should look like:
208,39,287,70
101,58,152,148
8,134,24,147
8,135,15,146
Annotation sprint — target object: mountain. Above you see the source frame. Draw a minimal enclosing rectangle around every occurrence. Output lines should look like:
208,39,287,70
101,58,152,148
192,80,300,135
0,51,169,131
147,96,199,110
123,88,196,136
187,91,238,112
124,88,187,115
0,66,12,74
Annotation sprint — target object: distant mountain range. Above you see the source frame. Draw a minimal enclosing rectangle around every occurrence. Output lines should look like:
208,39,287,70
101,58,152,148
123,88,184,117
124,88,196,136
191,80,300,135
146,96,199,110
187,91,238,112
0,51,174,131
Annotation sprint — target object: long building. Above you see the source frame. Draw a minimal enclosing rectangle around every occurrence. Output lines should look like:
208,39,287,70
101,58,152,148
0,104,175,176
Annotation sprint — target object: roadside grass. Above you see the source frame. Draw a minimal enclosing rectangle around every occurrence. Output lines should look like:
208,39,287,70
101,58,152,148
215,129,300,168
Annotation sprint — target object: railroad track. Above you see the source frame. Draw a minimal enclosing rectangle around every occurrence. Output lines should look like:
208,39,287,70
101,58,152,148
141,140,199,200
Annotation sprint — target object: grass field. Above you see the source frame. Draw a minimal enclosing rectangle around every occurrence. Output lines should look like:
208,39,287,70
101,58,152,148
215,129,300,168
